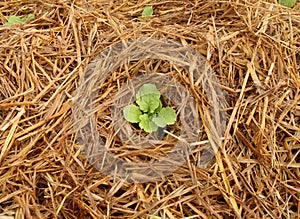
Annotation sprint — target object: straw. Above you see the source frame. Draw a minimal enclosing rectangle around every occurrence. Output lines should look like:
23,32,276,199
0,0,299,218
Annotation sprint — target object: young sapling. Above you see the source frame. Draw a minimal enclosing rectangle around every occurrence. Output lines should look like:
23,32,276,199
123,83,177,133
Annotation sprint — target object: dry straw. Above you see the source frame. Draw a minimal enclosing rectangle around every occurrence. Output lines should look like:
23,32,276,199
0,0,299,218
73,38,226,183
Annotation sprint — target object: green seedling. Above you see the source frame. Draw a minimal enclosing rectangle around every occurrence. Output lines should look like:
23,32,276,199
5,14,34,26
123,83,177,133
138,5,153,22
278,0,297,8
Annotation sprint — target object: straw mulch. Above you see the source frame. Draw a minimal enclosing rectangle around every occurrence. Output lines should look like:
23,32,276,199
0,0,299,218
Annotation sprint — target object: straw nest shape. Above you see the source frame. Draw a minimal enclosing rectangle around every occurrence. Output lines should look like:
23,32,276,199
72,38,226,183
0,0,300,218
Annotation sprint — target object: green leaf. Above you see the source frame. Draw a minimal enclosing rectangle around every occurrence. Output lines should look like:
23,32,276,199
158,107,177,125
152,114,166,128
123,105,142,123
142,5,153,17
136,94,161,113
139,114,158,133
149,120,158,132
278,0,297,8
5,14,34,26
138,6,154,22
136,83,160,99
157,100,162,111
136,84,161,113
